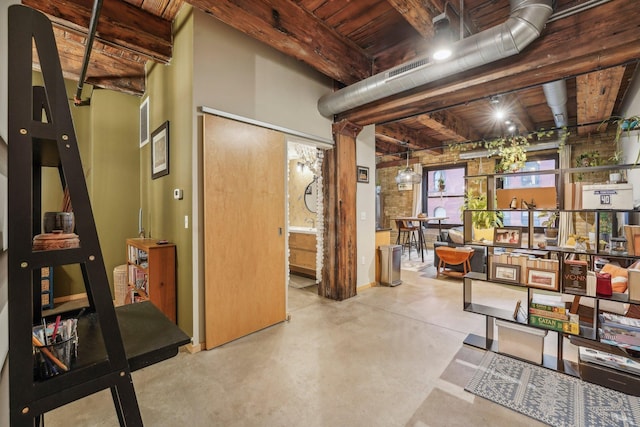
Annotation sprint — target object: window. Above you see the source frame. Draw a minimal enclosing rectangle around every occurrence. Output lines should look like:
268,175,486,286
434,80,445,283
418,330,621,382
499,156,558,228
422,165,466,226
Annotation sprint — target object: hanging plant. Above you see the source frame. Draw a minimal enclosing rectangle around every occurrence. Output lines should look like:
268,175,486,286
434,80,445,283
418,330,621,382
599,115,640,165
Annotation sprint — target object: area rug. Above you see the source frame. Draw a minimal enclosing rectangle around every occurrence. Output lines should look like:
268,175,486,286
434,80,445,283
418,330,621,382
401,249,433,271
465,351,640,427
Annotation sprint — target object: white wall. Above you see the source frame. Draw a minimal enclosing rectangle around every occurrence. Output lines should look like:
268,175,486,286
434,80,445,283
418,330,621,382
356,125,377,287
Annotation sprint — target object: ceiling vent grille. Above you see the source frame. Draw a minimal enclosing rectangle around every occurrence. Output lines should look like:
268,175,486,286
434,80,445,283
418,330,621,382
387,58,430,80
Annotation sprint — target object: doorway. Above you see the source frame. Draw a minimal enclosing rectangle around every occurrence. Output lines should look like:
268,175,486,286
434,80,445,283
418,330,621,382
287,141,322,299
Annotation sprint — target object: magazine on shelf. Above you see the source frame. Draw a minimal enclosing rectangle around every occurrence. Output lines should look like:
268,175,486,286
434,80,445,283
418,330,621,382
579,347,640,375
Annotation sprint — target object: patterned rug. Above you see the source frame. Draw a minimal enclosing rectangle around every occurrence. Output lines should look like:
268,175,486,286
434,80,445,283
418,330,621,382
401,248,434,271
465,351,640,427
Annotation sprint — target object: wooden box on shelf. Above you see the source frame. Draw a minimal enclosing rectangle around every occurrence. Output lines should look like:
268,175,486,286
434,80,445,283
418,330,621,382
126,238,177,323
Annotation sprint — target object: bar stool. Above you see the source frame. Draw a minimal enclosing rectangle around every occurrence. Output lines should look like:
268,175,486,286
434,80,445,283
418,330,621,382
395,219,419,256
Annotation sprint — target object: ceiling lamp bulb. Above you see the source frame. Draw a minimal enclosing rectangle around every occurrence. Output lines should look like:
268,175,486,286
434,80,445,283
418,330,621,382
432,14,453,61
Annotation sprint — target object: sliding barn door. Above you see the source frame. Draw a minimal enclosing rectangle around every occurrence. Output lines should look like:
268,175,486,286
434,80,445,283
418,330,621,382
203,114,286,349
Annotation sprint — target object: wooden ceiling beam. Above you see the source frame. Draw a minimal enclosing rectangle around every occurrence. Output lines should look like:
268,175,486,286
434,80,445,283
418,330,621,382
338,0,640,126
386,0,438,38
417,110,480,143
34,25,146,95
187,0,372,85
577,66,626,135
24,0,173,63
377,122,442,151
374,137,407,156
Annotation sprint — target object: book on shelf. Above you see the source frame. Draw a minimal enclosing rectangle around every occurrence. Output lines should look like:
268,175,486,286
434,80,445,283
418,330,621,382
579,347,640,375
530,294,565,310
563,259,588,294
623,225,640,256
629,268,640,301
598,312,640,351
529,313,579,334
529,307,569,320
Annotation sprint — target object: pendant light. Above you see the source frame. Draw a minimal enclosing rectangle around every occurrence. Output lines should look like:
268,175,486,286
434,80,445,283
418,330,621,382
395,152,421,186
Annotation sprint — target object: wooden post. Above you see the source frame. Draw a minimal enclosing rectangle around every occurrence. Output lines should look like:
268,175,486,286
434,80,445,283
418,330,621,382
319,120,362,300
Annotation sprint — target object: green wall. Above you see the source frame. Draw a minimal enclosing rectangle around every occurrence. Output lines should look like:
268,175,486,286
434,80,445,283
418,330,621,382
144,6,194,336
34,73,140,298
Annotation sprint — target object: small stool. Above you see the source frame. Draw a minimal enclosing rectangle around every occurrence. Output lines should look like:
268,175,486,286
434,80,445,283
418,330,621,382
395,220,418,256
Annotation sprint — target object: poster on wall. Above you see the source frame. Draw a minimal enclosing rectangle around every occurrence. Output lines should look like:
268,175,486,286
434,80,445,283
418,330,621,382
140,97,149,147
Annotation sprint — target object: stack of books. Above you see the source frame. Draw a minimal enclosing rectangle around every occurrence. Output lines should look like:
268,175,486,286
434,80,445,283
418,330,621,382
599,312,640,351
529,295,579,334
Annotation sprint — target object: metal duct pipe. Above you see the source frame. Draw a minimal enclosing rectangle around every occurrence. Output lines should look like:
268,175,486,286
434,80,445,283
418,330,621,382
542,80,568,128
318,0,553,117
74,0,103,106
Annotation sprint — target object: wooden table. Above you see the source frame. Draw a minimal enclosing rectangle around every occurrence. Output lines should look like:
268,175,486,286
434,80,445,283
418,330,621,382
395,216,449,262
435,246,474,278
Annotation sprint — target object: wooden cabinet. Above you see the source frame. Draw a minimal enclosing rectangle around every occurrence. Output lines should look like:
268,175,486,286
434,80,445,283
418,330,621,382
289,232,317,278
126,238,177,323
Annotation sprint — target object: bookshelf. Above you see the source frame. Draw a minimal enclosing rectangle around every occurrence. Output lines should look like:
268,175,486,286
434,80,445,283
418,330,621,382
126,238,177,323
462,165,640,394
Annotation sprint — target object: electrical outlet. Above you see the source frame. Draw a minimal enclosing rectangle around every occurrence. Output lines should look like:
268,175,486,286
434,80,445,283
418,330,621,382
361,256,365,265
361,212,366,220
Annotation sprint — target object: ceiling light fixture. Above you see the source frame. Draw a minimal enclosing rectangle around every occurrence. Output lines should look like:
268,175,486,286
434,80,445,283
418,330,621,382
395,152,422,185
432,13,453,61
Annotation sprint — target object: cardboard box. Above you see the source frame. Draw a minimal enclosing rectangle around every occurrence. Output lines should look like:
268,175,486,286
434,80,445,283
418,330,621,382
582,183,633,210
496,319,547,364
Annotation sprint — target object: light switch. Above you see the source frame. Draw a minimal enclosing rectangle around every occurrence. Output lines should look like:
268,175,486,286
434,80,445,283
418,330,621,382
173,188,183,200
361,212,366,220
184,215,189,229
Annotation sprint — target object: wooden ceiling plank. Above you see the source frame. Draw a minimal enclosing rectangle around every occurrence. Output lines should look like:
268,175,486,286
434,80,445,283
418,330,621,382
386,0,437,38
338,0,640,126
24,0,172,63
417,110,480,143
576,66,626,135
187,0,372,85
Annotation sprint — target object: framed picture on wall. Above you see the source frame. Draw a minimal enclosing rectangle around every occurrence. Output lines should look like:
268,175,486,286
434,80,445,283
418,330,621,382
140,97,149,147
151,121,170,179
357,166,369,183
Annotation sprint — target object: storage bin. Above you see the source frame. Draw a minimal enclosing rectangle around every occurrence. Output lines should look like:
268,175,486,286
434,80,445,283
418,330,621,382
496,319,547,364
582,183,633,210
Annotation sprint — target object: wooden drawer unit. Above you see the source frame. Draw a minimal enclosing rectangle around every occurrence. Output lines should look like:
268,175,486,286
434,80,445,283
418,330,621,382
289,232,317,278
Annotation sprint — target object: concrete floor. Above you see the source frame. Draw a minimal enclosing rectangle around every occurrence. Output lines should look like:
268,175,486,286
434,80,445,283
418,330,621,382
44,250,551,426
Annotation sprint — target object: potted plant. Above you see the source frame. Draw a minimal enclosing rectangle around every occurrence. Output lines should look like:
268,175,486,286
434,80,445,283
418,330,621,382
461,191,503,242
539,211,559,243
437,176,445,192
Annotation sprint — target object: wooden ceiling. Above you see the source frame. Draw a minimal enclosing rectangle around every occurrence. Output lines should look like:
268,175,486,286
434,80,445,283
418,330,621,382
23,0,640,158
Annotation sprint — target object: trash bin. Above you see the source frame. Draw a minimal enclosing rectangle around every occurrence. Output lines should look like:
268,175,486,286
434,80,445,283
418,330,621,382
379,244,402,286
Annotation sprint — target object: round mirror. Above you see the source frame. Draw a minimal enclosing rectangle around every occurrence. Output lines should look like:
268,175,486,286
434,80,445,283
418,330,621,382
304,179,317,213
